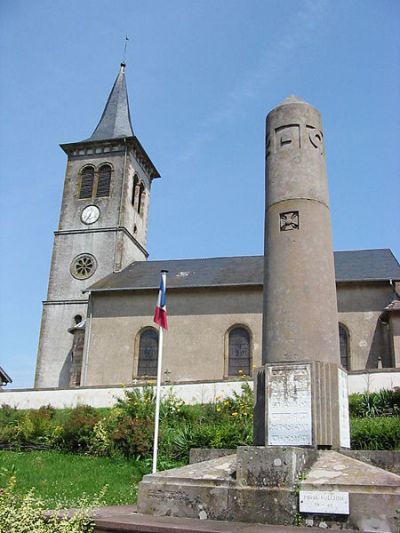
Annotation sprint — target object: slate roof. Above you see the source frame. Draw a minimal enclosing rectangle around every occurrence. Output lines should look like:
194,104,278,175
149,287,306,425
85,63,134,142
87,249,400,293
0,366,12,385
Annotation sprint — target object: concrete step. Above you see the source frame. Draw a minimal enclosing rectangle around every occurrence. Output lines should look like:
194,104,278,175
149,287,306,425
93,510,344,533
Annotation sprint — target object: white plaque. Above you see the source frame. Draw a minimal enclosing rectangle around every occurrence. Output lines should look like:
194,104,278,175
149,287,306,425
299,490,349,514
338,368,350,448
267,364,312,445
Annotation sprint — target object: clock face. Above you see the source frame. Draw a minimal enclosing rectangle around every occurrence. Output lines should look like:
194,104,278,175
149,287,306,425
81,205,100,225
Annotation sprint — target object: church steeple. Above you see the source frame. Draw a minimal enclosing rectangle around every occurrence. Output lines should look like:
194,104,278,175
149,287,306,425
86,63,134,142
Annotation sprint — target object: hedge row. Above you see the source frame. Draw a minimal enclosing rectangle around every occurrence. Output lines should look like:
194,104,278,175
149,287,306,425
1,386,399,458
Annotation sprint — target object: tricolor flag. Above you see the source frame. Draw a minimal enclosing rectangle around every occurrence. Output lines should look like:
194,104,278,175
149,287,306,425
153,270,168,330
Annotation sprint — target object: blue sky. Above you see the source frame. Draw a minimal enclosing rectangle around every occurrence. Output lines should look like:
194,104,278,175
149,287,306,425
1,0,399,388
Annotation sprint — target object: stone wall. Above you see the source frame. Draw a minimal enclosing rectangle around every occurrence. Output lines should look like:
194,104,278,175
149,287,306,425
2,371,400,409
83,281,396,387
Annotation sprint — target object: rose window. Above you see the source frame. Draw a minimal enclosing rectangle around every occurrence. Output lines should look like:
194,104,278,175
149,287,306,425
70,254,97,280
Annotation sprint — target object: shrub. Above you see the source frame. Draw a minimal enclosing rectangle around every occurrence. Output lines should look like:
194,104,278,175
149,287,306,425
62,405,100,452
349,389,400,418
0,470,103,532
111,417,154,458
351,416,400,450
115,386,155,421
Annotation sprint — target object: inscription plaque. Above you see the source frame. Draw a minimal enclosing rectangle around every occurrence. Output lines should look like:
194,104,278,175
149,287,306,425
299,491,349,515
338,368,351,448
267,364,312,445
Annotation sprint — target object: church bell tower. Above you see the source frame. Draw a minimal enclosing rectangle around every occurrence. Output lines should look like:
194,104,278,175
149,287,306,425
35,63,160,388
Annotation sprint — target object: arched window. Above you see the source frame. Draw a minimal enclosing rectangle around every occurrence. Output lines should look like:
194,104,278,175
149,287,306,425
132,175,139,207
228,326,251,376
137,328,159,377
137,183,145,214
79,166,94,199
97,164,111,197
339,323,350,370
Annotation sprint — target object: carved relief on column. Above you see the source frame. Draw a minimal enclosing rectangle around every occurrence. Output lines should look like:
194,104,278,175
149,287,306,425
267,123,324,156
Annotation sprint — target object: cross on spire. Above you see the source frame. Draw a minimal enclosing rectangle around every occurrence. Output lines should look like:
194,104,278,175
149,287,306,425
122,36,129,66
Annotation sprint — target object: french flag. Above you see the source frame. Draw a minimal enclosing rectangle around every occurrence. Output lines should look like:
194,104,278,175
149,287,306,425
153,270,168,330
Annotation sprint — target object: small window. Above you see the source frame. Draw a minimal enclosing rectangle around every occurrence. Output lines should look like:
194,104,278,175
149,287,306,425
79,167,94,199
137,183,145,214
96,164,111,197
228,326,251,376
137,328,159,377
132,175,139,206
339,324,350,370
74,315,83,325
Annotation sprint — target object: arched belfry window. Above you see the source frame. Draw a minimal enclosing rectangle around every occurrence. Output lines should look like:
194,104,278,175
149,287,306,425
339,323,350,370
228,326,251,376
97,164,111,197
132,175,139,207
137,183,145,214
79,166,95,199
137,328,159,377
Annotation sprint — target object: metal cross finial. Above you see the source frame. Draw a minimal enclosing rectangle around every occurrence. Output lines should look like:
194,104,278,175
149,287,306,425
122,36,129,65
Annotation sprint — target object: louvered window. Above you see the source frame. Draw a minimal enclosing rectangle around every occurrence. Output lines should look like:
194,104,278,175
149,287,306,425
138,329,159,377
79,167,94,199
339,324,350,370
97,164,111,197
228,327,251,376
138,182,145,214
132,175,139,206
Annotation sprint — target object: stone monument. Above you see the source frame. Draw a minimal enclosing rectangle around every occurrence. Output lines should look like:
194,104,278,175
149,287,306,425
137,98,400,531
254,95,350,449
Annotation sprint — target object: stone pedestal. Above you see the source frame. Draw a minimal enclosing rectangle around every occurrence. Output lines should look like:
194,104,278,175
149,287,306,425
254,362,350,449
236,446,318,488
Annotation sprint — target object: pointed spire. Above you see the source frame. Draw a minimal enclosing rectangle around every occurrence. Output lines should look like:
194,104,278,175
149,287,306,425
86,63,134,142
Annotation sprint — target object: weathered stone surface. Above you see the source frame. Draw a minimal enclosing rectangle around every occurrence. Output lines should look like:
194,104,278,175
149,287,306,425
256,361,347,449
236,446,317,488
340,449,400,474
189,448,235,465
301,451,400,532
138,449,400,529
266,364,312,446
263,97,340,368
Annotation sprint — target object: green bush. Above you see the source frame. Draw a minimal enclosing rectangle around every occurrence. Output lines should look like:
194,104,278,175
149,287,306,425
62,405,100,452
111,417,154,458
349,389,400,418
0,470,103,532
351,416,400,450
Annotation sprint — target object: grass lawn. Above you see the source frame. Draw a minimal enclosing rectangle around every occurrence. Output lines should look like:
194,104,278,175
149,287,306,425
0,450,143,508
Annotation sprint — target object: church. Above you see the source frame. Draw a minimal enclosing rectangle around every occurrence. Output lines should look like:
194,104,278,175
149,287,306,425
34,64,400,390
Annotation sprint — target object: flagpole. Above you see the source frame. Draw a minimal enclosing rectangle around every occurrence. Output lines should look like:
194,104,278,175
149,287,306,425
152,324,163,473
152,269,168,474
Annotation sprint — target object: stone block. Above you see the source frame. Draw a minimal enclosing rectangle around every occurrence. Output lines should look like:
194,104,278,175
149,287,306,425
254,361,349,449
236,446,317,488
189,448,235,464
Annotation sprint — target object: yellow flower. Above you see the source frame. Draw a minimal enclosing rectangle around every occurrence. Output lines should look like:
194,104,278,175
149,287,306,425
232,412,238,417
216,407,221,412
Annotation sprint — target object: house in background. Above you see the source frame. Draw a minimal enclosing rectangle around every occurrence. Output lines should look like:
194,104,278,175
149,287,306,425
0,367,13,389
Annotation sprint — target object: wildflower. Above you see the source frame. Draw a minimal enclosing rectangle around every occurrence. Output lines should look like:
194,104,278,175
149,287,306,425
232,412,238,417
216,407,221,412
